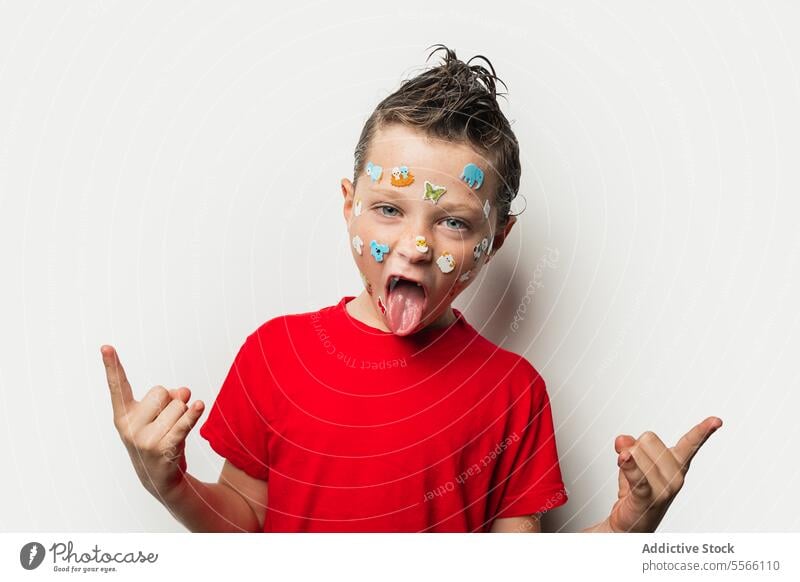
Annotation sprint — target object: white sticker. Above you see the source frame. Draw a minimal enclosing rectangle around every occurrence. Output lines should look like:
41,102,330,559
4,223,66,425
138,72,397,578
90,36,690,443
352,234,363,255
483,199,491,219
473,242,482,260
354,198,362,217
458,270,472,282
480,238,489,252
415,235,429,253
436,252,456,274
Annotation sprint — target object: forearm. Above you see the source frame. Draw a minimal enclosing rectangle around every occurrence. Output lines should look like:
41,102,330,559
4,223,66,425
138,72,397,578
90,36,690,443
158,473,260,533
580,516,615,533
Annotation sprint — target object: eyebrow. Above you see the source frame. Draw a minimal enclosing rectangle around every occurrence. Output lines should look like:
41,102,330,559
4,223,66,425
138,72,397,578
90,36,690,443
368,186,483,216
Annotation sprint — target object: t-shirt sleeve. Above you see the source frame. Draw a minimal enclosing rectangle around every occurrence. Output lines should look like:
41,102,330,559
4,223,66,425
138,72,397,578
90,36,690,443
198,332,271,481
494,363,568,519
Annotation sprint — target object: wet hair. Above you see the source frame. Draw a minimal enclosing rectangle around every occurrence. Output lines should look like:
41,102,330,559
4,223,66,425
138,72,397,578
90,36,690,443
352,44,521,230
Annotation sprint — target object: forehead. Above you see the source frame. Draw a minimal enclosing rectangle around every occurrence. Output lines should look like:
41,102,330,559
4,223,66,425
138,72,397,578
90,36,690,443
365,124,496,193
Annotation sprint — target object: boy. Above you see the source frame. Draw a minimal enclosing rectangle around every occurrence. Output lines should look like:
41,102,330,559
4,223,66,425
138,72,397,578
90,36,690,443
101,45,721,533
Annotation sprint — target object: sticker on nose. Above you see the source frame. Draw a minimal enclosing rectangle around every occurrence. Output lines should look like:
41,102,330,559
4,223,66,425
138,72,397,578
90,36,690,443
436,251,456,274
460,163,484,189
414,236,429,253
370,240,390,262
352,234,364,255
422,180,447,204
354,197,362,217
391,165,415,187
366,161,383,183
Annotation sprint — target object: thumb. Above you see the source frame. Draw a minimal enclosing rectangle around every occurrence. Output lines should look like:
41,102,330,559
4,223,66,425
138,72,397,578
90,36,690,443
615,434,636,454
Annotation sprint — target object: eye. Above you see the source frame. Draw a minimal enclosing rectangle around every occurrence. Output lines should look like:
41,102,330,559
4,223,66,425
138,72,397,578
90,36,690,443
442,217,468,230
377,204,400,217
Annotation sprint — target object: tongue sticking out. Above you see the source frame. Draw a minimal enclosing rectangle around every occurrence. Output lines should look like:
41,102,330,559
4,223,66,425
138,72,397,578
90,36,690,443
387,279,425,335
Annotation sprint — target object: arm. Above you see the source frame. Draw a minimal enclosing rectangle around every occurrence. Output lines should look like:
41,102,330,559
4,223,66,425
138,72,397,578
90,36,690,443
490,514,542,533
162,461,268,533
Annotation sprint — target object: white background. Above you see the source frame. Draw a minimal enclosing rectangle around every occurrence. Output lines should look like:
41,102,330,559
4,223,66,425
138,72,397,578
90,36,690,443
1,0,798,532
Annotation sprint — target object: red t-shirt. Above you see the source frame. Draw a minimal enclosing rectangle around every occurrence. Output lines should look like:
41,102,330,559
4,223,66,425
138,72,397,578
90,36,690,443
199,296,568,532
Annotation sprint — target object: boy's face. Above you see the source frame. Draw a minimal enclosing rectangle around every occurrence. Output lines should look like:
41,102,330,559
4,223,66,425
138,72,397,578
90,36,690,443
341,124,516,336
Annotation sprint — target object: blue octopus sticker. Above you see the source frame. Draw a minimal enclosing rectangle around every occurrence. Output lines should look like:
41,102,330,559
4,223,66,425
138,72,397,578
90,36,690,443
370,240,390,262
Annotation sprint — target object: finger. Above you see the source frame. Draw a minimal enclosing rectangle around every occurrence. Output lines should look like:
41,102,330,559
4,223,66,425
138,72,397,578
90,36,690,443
162,400,205,446
128,386,172,432
615,434,636,454
619,445,666,502
671,416,723,470
638,431,683,484
168,387,191,404
142,398,187,442
101,345,135,417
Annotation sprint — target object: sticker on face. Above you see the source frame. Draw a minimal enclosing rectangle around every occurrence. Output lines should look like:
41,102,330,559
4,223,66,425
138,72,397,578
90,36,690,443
354,197,362,217
422,180,447,204
366,161,383,183
390,165,415,187
414,235,429,253
370,240,390,263
436,251,456,274
377,295,387,315
473,242,482,261
352,234,363,255
458,270,472,282
460,163,484,190
480,238,489,252
483,199,491,219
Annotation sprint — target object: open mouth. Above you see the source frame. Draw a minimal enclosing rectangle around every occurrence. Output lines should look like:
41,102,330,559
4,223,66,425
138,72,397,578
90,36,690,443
384,274,428,335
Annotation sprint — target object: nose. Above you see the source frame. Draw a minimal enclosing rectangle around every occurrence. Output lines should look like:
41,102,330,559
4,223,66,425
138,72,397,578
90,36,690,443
394,227,433,264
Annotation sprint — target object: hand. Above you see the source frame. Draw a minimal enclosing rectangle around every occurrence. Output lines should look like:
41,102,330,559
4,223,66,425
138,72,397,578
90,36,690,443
101,344,205,500
606,416,723,533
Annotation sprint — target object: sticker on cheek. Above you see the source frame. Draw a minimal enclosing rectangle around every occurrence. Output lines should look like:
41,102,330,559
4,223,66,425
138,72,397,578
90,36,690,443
377,295,387,315
460,163,484,189
483,199,491,219
473,242,482,261
480,238,489,252
366,161,383,183
414,235,429,253
422,180,447,204
352,234,364,255
390,165,415,187
354,197,362,217
436,251,456,274
458,270,472,282
370,240,390,263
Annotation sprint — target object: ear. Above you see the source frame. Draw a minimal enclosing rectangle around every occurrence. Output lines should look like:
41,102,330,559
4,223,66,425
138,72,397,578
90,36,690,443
341,178,355,223
484,215,517,265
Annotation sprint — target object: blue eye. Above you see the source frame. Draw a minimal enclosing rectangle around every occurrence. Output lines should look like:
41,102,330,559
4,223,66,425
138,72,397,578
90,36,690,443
378,205,400,217
443,217,468,230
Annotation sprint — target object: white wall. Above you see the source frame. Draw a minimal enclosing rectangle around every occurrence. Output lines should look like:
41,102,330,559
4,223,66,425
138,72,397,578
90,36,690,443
1,0,798,532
